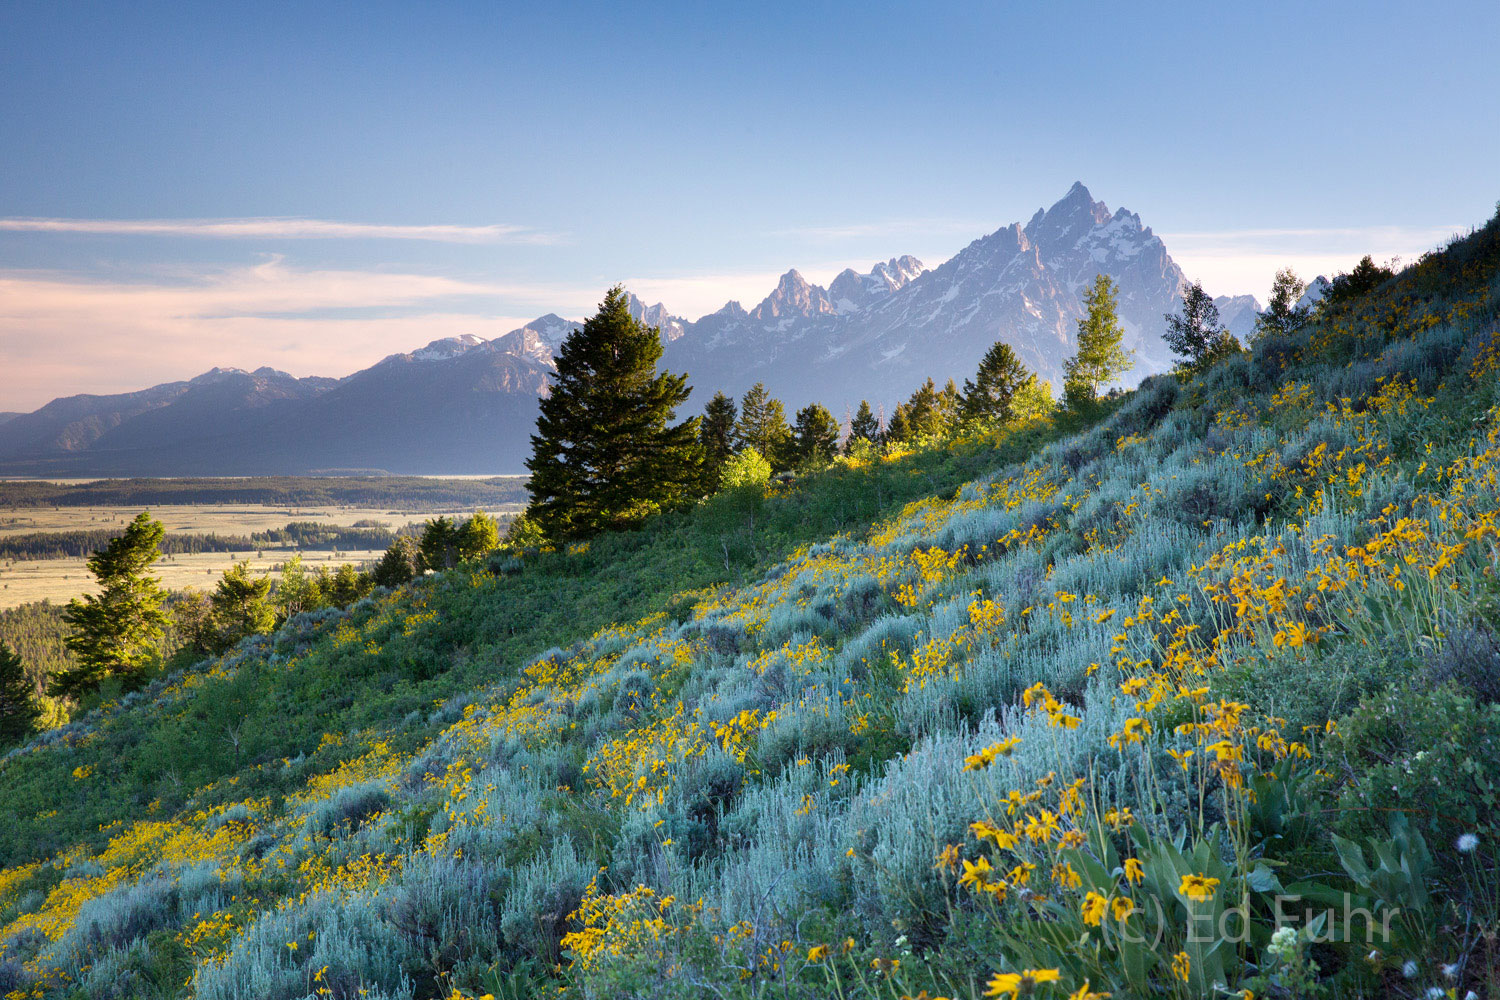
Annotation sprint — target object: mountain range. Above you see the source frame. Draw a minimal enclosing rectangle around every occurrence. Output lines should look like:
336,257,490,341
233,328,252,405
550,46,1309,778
0,184,1265,476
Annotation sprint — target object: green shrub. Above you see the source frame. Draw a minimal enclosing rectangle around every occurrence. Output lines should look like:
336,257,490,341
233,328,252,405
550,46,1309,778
1332,683,1500,853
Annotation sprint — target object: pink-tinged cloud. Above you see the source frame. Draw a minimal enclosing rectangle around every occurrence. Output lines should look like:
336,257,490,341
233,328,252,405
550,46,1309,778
0,216,561,244
0,261,563,410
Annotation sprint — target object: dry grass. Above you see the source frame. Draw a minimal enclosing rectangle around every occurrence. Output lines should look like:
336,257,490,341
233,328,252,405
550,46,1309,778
0,501,524,608
0,504,470,538
0,549,391,609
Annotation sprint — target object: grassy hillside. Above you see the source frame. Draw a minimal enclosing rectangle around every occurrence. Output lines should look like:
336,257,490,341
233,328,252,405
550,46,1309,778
1,211,1498,999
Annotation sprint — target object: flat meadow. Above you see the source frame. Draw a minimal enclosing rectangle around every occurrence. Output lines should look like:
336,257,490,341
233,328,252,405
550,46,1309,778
0,495,524,608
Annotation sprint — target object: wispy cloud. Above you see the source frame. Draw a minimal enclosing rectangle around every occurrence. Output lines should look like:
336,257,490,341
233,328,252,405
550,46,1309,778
1160,224,1465,245
767,218,986,241
0,216,562,244
1160,223,1463,298
0,260,578,409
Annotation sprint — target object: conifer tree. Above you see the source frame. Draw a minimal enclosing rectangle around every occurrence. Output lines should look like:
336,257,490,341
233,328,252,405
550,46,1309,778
325,564,370,608
502,512,545,550
1063,273,1134,405
209,561,275,652
937,379,963,427
790,403,840,467
1163,282,1235,372
525,287,703,541
0,644,41,748
962,341,1032,423
699,391,738,488
53,511,170,699
902,378,947,437
734,382,792,469
845,400,880,453
885,404,912,443
419,516,459,571
370,537,421,589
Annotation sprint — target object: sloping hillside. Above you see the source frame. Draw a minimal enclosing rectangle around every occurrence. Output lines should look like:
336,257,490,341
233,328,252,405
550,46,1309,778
1,211,1498,999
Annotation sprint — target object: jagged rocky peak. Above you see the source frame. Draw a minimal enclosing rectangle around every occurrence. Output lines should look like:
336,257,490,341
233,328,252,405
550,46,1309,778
828,256,928,314
1022,181,1116,254
750,269,835,323
871,255,926,289
626,293,687,342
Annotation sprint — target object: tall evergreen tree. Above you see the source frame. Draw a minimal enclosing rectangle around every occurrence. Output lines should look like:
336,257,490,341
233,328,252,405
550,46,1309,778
525,287,702,541
885,404,912,444
1254,267,1309,340
790,403,840,467
53,511,170,699
962,341,1033,423
0,644,41,749
1163,282,1234,371
209,561,275,652
370,537,421,589
937,379,963,427
324,564,371,608
699,391,738,488
845,400,881,453
734,382,792,469
418,516,459,571
1063,273,1134,405
901,378,947,438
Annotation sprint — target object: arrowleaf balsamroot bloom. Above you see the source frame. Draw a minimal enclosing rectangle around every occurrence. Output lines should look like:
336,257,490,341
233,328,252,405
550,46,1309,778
1080,891,1108,926
985,968,1061,998
964,735,1023,769
971,818,1019,849
1179,873,1220,902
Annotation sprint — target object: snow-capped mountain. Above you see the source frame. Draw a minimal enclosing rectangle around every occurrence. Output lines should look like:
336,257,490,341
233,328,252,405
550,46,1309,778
1298,276,1332,311
828,256,927,315
1213,295,1262,343
2,183,1265,475
662,182,1219,410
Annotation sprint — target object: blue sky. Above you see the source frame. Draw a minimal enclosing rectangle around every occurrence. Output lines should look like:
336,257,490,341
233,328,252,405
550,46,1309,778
2,0,1496,409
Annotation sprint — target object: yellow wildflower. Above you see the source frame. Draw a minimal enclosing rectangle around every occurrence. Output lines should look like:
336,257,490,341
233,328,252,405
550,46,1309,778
1179,873,1220,903
985,968,1061,998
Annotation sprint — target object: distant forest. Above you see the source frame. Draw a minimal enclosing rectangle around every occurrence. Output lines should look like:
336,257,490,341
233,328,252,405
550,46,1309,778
0,475,528,510
0,520,419,561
